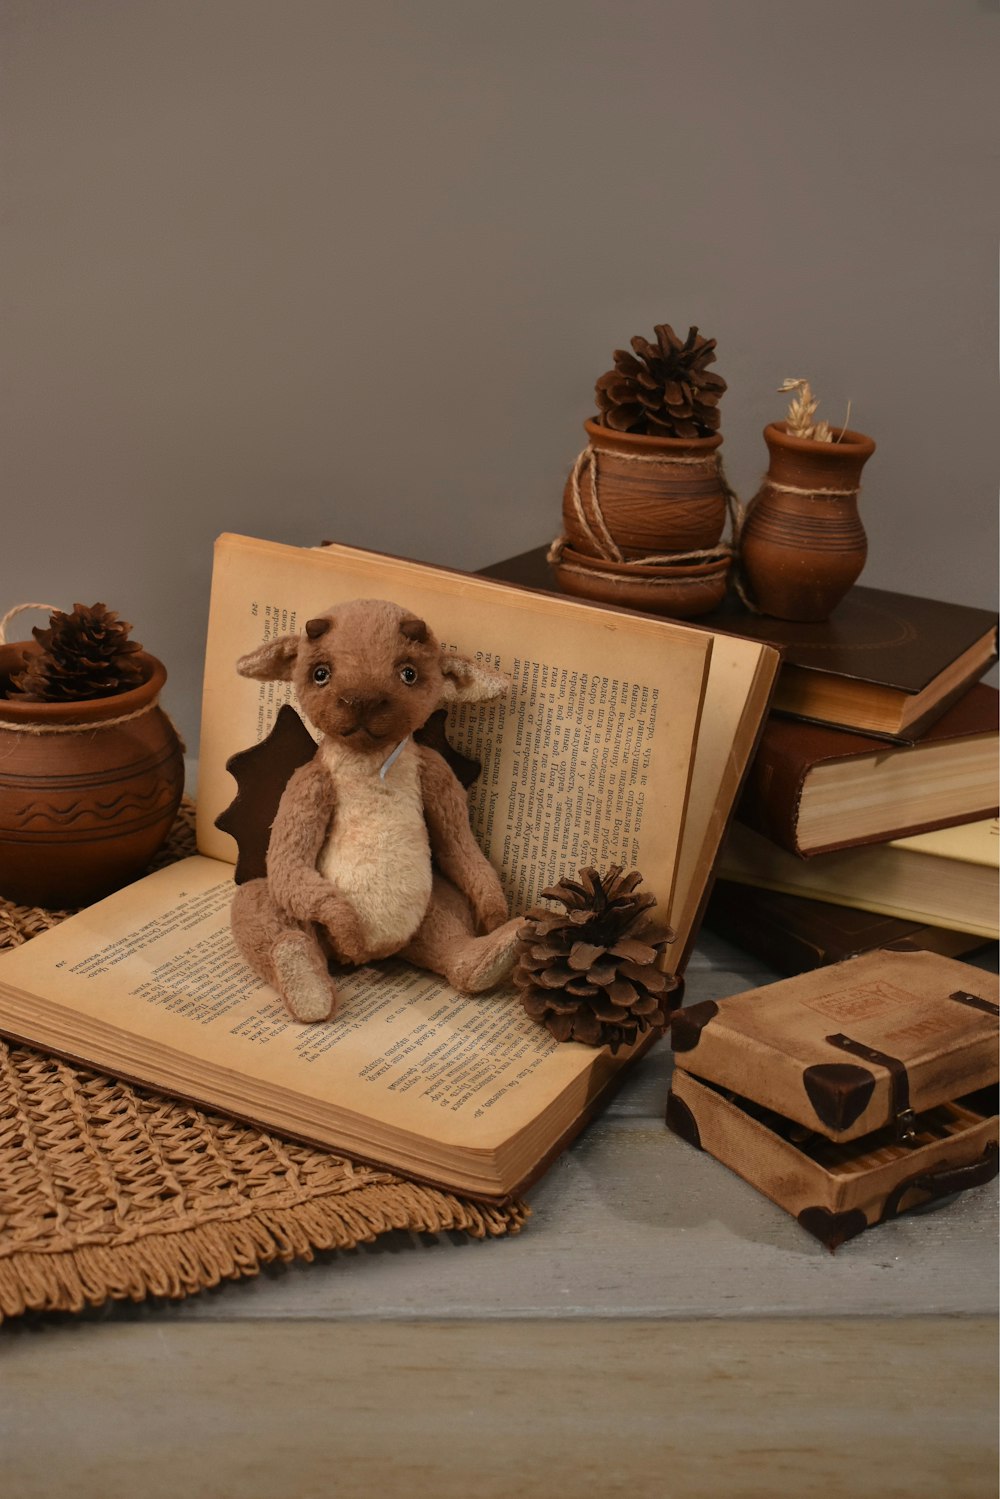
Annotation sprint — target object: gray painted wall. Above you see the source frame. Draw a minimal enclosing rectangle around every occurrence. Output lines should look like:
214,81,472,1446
4,0,997,744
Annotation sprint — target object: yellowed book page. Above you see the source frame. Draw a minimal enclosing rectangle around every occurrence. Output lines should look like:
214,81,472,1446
668,635,779,954
0,856,618,1157
890,816,1000,867
196,535,713,919
718,823,1000,940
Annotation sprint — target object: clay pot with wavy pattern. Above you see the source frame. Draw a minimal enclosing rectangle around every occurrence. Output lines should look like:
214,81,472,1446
740,422,876,622
563,419,727,560
0,645,184,907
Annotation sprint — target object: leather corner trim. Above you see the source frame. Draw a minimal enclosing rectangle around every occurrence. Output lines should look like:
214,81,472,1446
803,1062,876,1131
666,1091,702,1150
797,1205,868,1253
670,1000,719,1052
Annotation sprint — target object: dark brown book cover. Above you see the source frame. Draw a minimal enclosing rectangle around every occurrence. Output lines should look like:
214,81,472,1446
738,683,1000,856
703,879,994,976
482,547,999,741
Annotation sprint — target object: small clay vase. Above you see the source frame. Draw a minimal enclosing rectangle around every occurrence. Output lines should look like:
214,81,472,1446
563,419,727,560
740,422,876,622
0,646,184,907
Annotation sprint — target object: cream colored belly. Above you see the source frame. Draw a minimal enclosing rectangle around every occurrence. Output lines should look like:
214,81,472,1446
316,761,432,957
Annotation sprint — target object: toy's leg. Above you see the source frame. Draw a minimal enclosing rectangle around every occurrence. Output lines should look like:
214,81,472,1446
231,878,338,1023
400,874,521,994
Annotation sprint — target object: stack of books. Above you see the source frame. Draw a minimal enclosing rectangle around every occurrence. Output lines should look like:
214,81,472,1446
480,550,999,975
702,590,999,971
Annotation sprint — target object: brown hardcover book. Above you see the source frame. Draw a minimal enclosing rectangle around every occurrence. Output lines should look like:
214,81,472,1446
736,684,999,856
0,534,779,1201
667,948,999,1248
481,547,999,742
704,879,993,976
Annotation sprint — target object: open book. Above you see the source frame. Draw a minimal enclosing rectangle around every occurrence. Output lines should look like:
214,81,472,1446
0,535,778,1197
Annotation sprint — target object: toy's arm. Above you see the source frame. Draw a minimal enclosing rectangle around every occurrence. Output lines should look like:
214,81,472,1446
418,745,509,932
266,760,365,955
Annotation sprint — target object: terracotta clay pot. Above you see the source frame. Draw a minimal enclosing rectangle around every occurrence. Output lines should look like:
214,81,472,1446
0,646,184,907
740,422,876,622
550,542,730,619
563,419,727,560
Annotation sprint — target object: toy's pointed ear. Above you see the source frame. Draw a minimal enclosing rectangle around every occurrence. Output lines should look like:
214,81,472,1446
236,635,300,682
439,652,510,704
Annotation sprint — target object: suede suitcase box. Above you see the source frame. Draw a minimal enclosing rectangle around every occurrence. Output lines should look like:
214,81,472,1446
666,948,998,1250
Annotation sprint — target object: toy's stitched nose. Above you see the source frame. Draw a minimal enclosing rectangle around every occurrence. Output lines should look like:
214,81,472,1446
339,695,388,718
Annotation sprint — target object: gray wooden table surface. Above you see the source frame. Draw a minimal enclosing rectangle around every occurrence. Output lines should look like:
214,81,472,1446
3,927,997,1499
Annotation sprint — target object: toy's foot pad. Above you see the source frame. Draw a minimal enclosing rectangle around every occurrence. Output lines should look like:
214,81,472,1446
452,918,521,994
273,933,337,1022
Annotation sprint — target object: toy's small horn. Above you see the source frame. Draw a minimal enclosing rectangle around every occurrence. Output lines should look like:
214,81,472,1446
305,617,331,640
400,617,427,643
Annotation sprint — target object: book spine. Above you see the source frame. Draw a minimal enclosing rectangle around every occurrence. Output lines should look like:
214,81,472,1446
736,738,810,857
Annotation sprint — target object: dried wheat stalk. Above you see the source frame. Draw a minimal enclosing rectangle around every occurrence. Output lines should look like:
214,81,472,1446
779,378,833,443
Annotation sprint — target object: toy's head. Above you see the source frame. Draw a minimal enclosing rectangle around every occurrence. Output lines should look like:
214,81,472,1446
236,599,508,753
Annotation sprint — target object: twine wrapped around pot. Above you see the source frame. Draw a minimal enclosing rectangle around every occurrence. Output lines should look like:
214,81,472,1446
562,420,733,563
551,420,740,618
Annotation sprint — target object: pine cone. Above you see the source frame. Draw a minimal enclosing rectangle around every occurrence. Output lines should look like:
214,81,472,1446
514,865,680,1052
10,603,145,703
594,323,727,440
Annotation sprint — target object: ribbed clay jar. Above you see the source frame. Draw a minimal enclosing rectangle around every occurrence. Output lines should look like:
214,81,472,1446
563,419,727,560
740,422,876,622
0,645,184,907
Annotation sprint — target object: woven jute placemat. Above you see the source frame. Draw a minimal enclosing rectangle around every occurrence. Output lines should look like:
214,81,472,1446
0,804,526,1320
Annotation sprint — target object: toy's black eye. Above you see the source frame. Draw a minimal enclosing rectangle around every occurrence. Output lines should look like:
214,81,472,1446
399,665,418,686
312,664,331,685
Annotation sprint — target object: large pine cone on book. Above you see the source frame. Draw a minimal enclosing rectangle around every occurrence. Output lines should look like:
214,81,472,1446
514,866,680,1051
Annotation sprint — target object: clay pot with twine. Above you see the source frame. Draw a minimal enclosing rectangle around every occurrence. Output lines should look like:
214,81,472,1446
739,422,876,622
550,419,737,619
0,604,184,907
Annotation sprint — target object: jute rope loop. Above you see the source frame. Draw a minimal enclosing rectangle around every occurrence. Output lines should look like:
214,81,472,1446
546,541,732,592
0,602,61,646
587,444,720,469
762,478,861,499
567,444,740,569
0,700,162,734
569,448,622,561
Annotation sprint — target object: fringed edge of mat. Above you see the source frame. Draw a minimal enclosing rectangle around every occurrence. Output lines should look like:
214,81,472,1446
0,1180,530,1320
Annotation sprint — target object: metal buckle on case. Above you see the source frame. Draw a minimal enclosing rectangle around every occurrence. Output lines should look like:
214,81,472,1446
895,1107,918,1144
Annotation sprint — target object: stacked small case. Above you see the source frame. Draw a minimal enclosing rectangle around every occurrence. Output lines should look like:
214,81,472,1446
666,948,999,1249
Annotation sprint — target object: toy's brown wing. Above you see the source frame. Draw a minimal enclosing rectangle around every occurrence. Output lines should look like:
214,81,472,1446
214,704,481,886
215,705,318,884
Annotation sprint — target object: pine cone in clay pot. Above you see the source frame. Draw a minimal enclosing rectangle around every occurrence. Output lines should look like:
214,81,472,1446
558,323,731,595
0,602,183,906
513,865,680,1052
10,602,145,702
